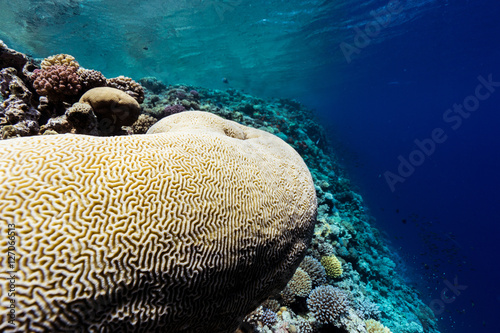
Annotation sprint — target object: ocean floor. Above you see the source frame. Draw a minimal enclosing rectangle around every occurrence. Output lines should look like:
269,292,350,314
0,41,440,333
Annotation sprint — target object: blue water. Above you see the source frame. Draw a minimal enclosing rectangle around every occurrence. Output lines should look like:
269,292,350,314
1,0,499,332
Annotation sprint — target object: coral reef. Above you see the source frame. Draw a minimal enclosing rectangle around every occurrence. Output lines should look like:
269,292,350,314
0,67,40,138
0,43,441,333
138,76,167,94
244,306,279,328
0,40,28,73
0,111,317,332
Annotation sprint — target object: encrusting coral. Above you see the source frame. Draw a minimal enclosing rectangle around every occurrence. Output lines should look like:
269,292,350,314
0,111,317,332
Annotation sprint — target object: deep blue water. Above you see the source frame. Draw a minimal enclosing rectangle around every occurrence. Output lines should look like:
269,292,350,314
302,1,500,332
1,0,499,332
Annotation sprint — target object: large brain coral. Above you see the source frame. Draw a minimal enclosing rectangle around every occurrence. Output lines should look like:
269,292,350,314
0,111,317,332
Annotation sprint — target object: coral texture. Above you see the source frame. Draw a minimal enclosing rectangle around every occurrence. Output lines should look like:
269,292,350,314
321,254,343,278
79,87,141,134
286,267,312,297
32,65,81,99
0,111,317,332
77,68,107,92
355,298,381,320
300,255,327,286
163,103,186,117
307,285,351,324
131,114,157,134
40,53,80,70
0,67,40,137
106,75,145,103
245,306,278,328
0,40,28,72
365,319,393,333
64,102,99,135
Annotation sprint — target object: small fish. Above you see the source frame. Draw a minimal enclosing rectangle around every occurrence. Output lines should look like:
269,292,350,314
222,77,229,84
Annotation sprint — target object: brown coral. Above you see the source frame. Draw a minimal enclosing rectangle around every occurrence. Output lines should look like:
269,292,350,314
131,114,157,134
79,87,141,135
300,255,327,286
286,267,312,297
77,68,106,92
32,65,81,100
106,75,145,103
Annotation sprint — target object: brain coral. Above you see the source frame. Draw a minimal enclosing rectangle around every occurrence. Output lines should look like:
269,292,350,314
0,111,317,332
321,254,343,278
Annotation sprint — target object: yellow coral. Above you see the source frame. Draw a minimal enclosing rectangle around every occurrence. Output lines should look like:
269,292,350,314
321,254,343,278
0,111,317,332
41,53,80,69
365,319,393,333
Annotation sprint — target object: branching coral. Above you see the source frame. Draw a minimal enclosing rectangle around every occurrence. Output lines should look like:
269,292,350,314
32,65,81,100
307,285,351,324
321,254,343,278
286,267,312,297
300,255,327,286
77,68,106,92
41,53,79,70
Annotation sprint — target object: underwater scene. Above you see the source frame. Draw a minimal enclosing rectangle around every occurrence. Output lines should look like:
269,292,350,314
0,0,499,332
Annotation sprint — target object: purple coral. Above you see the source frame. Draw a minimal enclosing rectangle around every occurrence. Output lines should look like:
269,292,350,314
189,90,199,99
307,285,351,324
32,65,81,99
162,104,186,117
